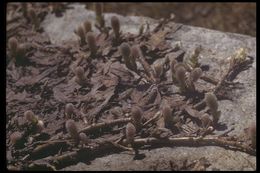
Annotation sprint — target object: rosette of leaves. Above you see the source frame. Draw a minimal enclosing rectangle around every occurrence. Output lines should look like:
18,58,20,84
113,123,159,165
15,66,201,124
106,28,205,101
74,66,88,86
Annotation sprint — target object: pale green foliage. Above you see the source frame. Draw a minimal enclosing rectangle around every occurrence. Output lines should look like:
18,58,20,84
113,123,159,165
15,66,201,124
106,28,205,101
185,46,201,69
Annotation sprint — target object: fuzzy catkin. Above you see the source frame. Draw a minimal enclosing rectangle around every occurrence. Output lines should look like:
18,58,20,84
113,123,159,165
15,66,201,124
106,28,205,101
126,122,136,144
83,20,92,33
120,43,131,58
111,16,120,38
205,92,218,111
190,67,202,82
86,32,97,54
65,103,74,118
131,106,143,130
10,131,22,145
131,46,141,59
175,66,187,90
36,120,44,132
8,37,18,52
75,67,87,86
201,114,212,128
120,43,138,71
170,59,177,73
162,105,173,128
153,63,163,78
16,44,26,57
131,106,142,122
77,25,85,38
24,110,34,122
65,119,79,141
79,133,89,144
75,67,84,79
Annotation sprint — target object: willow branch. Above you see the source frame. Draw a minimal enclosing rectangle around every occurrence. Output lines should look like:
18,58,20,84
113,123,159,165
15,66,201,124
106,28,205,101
26,135,254,170
122,136,255,156
143,111,161,127
200,75,218,85
79,118,131,134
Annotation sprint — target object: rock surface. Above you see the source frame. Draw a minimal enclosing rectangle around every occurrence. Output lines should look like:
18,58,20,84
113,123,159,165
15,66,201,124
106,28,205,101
42,4,256,171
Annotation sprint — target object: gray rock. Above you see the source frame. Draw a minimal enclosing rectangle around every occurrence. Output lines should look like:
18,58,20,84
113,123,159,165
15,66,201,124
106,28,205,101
42,3,256,171
42,4,156,44
61,147,255,171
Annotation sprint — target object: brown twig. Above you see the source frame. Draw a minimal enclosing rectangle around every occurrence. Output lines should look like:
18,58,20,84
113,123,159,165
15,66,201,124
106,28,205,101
107,141,134,151
24,135,255,170
27,162,57,171
218,127,235,137
200,75,218,85
143,111,161,127
86,89,116,123
79,118,131,134
51,150,79,169
122,136,255,156
27,140,70,160
43,141,124,170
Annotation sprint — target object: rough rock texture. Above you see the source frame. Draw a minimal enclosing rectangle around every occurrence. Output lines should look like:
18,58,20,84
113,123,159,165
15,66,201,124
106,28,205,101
42,4,256,171
42,4,157,44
